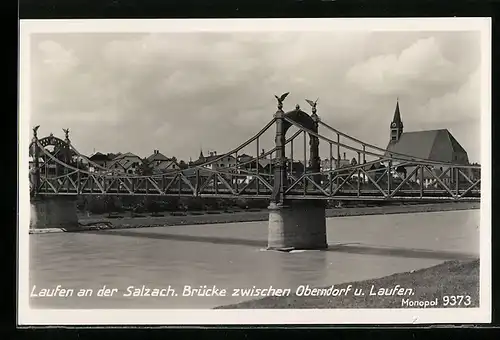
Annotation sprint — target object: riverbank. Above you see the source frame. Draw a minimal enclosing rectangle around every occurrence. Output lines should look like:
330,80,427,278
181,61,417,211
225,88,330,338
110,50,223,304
29,201,479,234
215,259,480,309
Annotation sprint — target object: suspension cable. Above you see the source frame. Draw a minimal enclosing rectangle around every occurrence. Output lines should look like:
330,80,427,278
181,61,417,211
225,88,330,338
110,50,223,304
286,117,480,168
319,120,477,167
190,118,276,168
195,128,303,173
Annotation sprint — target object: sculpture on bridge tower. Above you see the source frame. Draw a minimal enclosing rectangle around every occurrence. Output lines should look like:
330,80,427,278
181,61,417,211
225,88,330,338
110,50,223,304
274,92,289,111
306,98,319,116
63,128,70,142
32,125,40,140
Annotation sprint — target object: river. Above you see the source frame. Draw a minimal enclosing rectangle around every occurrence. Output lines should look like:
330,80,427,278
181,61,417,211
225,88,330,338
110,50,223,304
29,209,479,309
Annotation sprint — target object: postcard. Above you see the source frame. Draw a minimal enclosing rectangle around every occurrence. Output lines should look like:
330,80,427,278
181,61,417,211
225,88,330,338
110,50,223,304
18,17,491,325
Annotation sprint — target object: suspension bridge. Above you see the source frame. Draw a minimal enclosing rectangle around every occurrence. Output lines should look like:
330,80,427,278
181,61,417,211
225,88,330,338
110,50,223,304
28,93,481,250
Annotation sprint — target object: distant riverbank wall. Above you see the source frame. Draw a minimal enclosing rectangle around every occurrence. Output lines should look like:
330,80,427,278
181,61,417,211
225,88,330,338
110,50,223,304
29,201,480,234
70,196,480,217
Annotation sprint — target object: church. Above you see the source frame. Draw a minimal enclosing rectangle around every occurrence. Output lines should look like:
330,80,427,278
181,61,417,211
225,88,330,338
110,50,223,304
384,100,469,165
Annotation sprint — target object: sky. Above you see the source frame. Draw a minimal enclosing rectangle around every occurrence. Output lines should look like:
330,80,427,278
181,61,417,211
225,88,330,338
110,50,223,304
28,29,483,163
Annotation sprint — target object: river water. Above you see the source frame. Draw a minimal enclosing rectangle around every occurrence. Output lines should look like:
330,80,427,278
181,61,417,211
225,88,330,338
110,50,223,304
29,210,479,309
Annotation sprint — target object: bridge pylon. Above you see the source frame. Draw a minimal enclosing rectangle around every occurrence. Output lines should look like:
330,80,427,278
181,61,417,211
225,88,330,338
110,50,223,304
29,126,79,231
267,95,328,251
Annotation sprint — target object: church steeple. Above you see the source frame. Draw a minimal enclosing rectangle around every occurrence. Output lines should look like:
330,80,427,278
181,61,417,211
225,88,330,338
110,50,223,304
390,98,404,142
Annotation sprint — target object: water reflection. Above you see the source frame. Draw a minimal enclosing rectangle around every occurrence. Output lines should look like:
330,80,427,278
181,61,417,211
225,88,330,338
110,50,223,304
326,243,476,261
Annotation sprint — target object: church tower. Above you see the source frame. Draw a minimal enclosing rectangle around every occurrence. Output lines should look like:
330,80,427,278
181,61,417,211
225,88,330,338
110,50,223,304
390,99,404,142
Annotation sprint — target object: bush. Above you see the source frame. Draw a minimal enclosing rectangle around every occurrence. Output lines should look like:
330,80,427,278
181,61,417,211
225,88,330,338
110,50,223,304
246,199,269,210
144,197,160,213
80,195,273,215
76,197,87,212
182,197,204,211
87,196,106,214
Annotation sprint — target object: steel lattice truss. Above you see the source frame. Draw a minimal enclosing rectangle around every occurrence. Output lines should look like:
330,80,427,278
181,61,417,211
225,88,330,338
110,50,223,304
29,110,481,202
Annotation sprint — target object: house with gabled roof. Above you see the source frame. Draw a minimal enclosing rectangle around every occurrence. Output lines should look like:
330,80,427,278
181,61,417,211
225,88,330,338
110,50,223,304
146,149,179,173
108,152,143,174
88,151,113,170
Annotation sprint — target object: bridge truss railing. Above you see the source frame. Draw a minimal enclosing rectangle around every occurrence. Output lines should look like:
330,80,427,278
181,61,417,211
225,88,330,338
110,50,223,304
280,117,481,201
29,104,481,202
30,134,481,202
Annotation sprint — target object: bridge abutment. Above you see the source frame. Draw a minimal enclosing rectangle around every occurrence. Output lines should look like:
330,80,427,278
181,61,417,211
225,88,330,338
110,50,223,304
267,200,328,251
30,196,79,230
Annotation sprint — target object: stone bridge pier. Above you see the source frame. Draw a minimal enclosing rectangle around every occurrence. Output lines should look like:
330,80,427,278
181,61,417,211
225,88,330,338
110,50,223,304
268,200,327,250
267,98,328,251
30,196,79,230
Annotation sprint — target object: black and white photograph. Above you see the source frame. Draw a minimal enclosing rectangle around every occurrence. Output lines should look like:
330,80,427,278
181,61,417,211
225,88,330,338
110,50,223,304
18,18,491,325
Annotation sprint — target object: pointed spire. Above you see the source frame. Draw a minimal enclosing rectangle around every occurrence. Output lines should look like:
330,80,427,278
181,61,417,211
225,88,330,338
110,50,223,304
392,98,402,125
390,98,404,142
199,148,204,160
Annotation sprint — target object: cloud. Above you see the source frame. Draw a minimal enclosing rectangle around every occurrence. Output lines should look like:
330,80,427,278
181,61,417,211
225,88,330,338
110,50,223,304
346,37,468,98
28,31,483,163
415,67,480,125
37,40,79,72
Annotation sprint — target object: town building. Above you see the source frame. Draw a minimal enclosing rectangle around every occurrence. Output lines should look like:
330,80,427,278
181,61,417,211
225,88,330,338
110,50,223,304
190,150,237,170
236,151,305,176
108,152,143,174
320,152,352,171
146,149,178,173
88,152,112,167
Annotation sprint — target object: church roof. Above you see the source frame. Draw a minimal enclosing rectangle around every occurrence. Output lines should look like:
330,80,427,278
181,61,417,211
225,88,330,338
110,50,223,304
385,129,468,163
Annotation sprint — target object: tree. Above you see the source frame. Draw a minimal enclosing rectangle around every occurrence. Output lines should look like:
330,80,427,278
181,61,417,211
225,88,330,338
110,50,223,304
138,157,153,175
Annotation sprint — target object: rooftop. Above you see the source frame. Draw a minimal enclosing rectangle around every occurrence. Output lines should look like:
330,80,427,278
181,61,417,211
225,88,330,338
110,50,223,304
385,129,468,164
